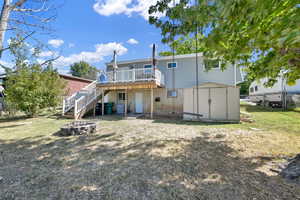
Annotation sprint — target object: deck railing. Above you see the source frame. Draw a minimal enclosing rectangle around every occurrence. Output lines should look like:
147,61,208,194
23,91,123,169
62,80,98,116
99,68,165,86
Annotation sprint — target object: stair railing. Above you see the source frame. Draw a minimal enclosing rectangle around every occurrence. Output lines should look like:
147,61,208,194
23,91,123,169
74,81,99,118
62,80,97,115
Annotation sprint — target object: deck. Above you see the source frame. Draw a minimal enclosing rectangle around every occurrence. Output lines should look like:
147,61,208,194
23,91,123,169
97,68,164,90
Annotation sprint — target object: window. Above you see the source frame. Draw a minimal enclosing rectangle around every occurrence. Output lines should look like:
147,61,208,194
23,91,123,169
255,86,258,91
204,59,220,70
167,62,177,69
250,87,254,93
144,64,152,74
118,92,126,101
167,90,177,98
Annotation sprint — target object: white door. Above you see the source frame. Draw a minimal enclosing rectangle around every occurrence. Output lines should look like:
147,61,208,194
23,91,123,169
135,93,143,113
210,88,227,120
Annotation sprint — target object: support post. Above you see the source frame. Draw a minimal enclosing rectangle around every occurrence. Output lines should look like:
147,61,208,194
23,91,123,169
102,89,104,117
125,89,127,118
93,103,96,118
62,98,65,116
151,88,154,119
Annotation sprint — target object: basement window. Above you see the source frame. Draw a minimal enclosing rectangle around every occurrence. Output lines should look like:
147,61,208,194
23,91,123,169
167,90,177,98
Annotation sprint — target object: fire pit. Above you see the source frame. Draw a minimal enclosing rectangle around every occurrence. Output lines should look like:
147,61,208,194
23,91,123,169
60,121,97,136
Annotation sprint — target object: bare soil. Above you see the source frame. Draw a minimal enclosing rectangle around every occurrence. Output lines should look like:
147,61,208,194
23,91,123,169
0,116,299,200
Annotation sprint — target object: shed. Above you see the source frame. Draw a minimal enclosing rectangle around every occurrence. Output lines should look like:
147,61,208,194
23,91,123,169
183,82,240,122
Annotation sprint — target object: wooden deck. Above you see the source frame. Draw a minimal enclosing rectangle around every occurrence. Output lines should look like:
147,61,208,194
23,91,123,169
96,80,162,90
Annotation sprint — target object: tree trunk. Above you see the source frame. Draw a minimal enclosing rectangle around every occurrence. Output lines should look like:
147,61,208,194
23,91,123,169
0,0,12,59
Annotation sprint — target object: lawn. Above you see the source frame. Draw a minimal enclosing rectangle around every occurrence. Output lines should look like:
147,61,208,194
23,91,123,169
0,104,299,199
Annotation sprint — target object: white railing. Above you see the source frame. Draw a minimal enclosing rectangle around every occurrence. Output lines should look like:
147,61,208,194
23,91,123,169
74,88,97,115
62,93,77,114
99,68,165,86
62,80,98,115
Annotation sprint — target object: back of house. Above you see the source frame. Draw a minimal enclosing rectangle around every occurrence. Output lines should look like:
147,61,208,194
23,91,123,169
100,53,242,120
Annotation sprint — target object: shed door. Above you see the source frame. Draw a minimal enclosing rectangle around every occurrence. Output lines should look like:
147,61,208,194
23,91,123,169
197,88,210,119
210,88,227,120
135,93,143,113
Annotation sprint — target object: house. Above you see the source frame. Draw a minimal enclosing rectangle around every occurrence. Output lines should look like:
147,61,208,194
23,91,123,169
59,74,93,96
249,77,300,108
62,53,242,120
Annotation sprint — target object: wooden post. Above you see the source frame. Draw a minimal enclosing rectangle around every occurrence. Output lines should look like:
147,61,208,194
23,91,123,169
125,89,127,117
93,103,96,118
102,89,104,117
151,88,153,119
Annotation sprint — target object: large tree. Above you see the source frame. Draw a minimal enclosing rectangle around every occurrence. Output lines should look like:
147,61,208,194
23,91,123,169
149,0,300,85
4,35,65,117
0,0,58,61
70,61,98,80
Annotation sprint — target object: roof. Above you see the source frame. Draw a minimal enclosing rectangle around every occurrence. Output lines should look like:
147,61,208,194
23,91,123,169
106,53,203,66
0,73,94,83
193,82,240,88
59,74,94,83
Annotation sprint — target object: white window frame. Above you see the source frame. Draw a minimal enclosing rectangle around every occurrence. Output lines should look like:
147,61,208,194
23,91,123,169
167,62,177,69
167,89,178,98
117,92,126,102
203,59,221,71
143,64,153,74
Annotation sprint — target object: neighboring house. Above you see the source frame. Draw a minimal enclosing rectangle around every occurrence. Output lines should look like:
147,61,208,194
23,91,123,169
249,77,300,108
59,74,93,96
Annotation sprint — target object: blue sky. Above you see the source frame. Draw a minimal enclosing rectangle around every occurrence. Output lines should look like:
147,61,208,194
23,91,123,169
1,0,171,74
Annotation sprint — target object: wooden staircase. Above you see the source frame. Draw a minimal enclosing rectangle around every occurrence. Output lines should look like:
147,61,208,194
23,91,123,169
62,81,109,120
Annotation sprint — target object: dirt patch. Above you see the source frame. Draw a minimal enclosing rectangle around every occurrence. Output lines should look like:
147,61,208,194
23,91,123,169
0,118,299,199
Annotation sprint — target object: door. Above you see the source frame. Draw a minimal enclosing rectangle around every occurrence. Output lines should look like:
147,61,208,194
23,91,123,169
210,88,227,120
135,93,143,113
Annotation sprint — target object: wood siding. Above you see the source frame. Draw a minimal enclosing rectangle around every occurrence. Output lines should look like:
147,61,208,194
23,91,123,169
107,88,184,116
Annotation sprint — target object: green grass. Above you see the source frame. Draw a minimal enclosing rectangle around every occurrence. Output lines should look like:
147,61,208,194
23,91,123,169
154,104,300,135
238,104,300,134
0,105,299,199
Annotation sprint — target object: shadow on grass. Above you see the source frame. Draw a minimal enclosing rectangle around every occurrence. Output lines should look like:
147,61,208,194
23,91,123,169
243,104,297,113
0,129,298,199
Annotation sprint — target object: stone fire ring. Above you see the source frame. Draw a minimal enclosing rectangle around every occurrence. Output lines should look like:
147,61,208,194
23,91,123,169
60,121,97,136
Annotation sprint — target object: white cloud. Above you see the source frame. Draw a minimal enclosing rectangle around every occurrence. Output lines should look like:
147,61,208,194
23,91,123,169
48,39,64,48
93,0,163,20
149,44,157,49
39,51,58,57
0,60,13,73
68,43,75,48
53,42,127,67
127,38,139,45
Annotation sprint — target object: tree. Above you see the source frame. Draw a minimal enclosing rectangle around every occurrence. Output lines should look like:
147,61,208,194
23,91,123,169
70,61,98,80
4,36,65,117
0,0,58,60
149,0,300,86
159,34,203,56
